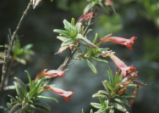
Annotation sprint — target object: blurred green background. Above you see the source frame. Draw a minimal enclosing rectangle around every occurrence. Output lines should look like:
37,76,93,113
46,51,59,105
1,0,159,113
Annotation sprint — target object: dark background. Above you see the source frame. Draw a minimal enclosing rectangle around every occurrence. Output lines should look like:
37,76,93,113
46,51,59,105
0,0,159,113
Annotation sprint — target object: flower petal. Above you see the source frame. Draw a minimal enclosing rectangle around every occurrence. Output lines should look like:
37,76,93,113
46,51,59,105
44,70,65,78
78,12,96,23
108,36,138,50
108,52,136,77
35,69,65,81
49,86,73,102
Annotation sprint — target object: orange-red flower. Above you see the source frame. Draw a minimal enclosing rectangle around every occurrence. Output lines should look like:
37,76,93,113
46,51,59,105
44,70,65,78
35,69,65,81
108,53,136,77
46,86,73,102
78,12,96,23
98,35,138,50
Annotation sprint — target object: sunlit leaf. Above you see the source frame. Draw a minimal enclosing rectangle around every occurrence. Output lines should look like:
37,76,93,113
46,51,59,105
37,95,58,103
77,34,97,48
91,102,102,109
87,59,98,74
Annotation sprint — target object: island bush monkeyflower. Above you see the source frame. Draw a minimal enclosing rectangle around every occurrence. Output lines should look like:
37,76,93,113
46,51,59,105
105,52,136,77
35,69,65,81
44,86,73,102
78,12,96,23
98,35,138,50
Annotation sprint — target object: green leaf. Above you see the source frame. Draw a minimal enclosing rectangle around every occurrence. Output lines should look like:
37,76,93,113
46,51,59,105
57,36,69,42
63,19,76,31
83,2,95,14
92,93,107,98
53,29,68,37
92,57,108,63
76,34,97,48
86,59,97,74
14,77,27,99
107,67,114,84
90,109,94,113
82,108,85,113
109,109,114,113
61,39,74,47
106,81,114,92
75,22,82,33
114,103,129,113
15,57,26,64
102,80,109,92
91,103,102,109
93,33,99,44
37,95,58,103
34,102,50,111
25,70,33,89
9,103,21,113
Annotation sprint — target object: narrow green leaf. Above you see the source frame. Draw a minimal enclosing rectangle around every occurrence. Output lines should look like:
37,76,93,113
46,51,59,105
14,77,27,99
81,108,85,113
90,109,94,113
92,57,108,63
77,34,97,48
76,22,82,33
83,2,95,14
86,59,97,74
25,70,33,89
57,36,70,42
109,109,114,113
38,95,58,103
61,39,74,47
106,81,114,92
93,33,98,44
63,19,75,31
114,103,129,113
53,29,68,36
102,80,109,92
91,103,102,109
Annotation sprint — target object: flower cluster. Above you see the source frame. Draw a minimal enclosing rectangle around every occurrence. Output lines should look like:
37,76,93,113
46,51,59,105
99,35,138,77
36,69,73,102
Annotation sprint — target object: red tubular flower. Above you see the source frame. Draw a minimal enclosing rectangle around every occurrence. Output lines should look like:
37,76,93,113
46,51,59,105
78,12,96,23
98,35,138,50
108,53,136,77
44,70,65,78
35,69,65,81
47,86,73,102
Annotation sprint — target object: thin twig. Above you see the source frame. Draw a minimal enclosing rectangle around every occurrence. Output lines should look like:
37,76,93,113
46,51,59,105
0,0,33,98
58,48,77,70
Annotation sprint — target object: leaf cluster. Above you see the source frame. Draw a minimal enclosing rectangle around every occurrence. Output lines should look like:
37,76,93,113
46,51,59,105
12,37,34,64
7,71,57,113
90,68,137,113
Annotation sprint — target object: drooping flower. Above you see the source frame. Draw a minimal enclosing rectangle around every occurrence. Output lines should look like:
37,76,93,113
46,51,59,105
78,12,97,23
44,86,73,102
107,52,136,77
35,69,65,81
98,35,138,50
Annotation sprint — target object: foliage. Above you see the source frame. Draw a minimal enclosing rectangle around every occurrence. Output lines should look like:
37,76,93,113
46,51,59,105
12,37,34,64
0,0,144,113
7,71,57,113
88,68,139,113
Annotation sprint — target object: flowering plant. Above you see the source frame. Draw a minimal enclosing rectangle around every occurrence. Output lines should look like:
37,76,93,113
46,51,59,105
0,0,144,113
